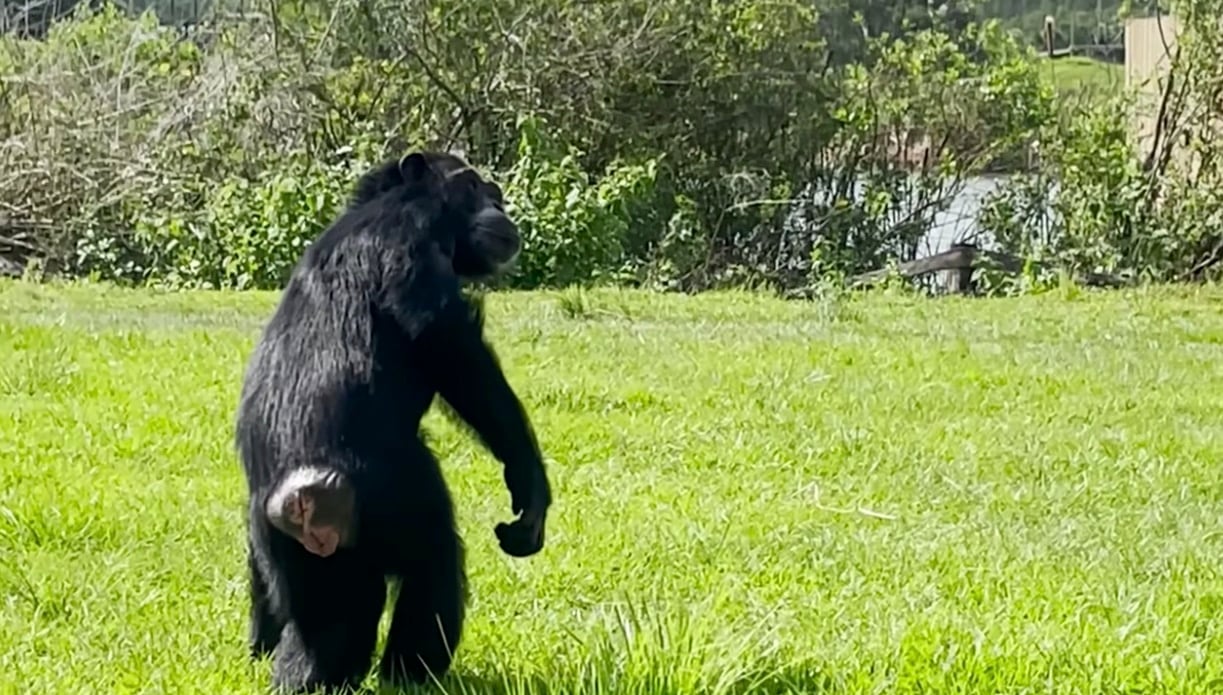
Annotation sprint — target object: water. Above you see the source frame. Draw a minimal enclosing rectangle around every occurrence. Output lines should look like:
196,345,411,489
919,174,1011,257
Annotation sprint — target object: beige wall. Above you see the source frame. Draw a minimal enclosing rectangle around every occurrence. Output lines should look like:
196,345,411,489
1124,15,1181,152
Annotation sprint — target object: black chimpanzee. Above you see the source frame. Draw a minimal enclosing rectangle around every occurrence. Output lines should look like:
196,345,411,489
234,151,552,693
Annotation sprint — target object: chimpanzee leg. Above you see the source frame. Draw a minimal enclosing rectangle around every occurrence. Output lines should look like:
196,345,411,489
268,549,387,693
378,472,468,685
248,541,283,659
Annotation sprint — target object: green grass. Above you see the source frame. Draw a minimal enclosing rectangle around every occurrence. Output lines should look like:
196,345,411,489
1038,55,1126,102
2,279,1223,694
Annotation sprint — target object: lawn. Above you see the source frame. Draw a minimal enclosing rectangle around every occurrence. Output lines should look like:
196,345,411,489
1038,55,1126,101
1,280,1222,694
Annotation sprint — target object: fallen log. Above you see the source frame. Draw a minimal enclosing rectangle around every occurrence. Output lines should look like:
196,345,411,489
0,228,45,278
847,243,1128,294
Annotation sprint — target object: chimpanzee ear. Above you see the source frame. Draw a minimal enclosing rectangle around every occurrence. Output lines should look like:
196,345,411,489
398,153,435,185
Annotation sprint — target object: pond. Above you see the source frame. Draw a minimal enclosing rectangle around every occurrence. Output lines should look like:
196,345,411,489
920,174,1011,256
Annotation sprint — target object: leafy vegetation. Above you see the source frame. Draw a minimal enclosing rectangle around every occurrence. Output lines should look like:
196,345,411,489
0,0,1220,293
978,0,1223,284
2,280,1222,693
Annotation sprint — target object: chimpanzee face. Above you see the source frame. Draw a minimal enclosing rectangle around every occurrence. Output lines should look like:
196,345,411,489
444,167,520,279
399,152,522,280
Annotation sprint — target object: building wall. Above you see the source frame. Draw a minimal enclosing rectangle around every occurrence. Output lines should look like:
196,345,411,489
1124,15,1181,153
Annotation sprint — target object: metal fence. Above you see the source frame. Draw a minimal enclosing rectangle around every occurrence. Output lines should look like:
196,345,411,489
3,0,1143,57
0,0,242,36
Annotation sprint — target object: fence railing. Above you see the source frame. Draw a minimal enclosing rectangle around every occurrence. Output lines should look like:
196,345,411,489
0,0,250,37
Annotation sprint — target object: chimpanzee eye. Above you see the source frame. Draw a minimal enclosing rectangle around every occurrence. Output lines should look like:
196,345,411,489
451,169,480,192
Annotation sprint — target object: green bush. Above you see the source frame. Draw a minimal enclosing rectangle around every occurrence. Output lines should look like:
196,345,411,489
152,163,354,290
500,116,665,289
0,1,1123,293
978,96,1148,275
977,0,1223,285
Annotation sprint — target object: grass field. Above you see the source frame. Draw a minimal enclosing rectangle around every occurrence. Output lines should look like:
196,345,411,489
1038,55,1126,101
2,280,1223,694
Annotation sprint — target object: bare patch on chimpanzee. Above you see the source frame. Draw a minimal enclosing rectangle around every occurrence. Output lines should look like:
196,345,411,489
264,467,356,558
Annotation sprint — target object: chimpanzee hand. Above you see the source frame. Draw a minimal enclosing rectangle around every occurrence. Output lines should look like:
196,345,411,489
494,461,551,558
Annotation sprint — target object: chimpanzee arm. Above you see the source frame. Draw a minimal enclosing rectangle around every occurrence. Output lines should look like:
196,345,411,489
380,251,551,556
425,302,552,557
422,300,551,508
380,243,545,477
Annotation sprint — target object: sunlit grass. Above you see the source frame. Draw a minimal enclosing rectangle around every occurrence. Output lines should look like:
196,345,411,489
2,279,1222,693
1039,54,1126,105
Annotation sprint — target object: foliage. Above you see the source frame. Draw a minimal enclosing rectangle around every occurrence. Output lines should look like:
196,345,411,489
142,162,355,290
0,0,1059,292
758,21,1052,288
978,1,1223,284
979,97,1147,273
500,115,668,289
15,2,1222,297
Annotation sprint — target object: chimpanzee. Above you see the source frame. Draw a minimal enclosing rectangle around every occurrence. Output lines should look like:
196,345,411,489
234,151,552,693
